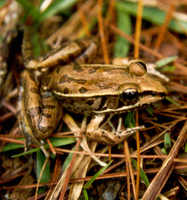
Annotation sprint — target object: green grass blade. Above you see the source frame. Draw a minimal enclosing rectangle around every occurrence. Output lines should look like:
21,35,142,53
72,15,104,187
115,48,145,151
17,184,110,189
62,151,73,171
116,1,187,34
164,133,171,149
165,96,180,106
156,56,178,68
114,4,132,57
36,150,51,183
132,159,150,187
84,161,112,189
41,0,78,21
160,65,176,72
12,147,42,157
0,0,6,7
2,143,24,151
15,0,41,24
161,148,167,155
146,105,154,116
140,167,150,187
12,137,75,158
124,111,135,128
83,189,89,200
2,138,25,152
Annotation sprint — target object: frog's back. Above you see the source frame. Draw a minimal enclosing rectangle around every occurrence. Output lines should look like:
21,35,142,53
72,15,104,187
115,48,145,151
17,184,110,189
45,64,136,97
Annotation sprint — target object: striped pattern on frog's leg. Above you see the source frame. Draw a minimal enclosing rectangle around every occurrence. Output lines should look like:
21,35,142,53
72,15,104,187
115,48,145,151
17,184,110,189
19,70,62,146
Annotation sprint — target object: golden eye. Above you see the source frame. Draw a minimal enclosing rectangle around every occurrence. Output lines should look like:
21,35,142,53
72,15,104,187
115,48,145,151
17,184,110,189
129,60,147,76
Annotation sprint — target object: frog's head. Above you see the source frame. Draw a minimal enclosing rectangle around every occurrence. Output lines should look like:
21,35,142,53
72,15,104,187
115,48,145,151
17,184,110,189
94,60,167,114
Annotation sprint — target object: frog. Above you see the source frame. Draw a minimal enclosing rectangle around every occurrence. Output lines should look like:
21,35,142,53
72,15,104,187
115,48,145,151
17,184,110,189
19,34,99,147
19,31,167,147
41,60,167,144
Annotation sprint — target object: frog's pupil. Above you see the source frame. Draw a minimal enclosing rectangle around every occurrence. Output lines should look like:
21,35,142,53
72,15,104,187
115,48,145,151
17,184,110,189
121,90,138,100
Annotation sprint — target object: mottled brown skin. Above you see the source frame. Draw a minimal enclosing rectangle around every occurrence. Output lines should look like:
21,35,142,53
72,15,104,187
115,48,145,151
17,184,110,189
19,70,62,146
46,63,166,96
19,38,97,145
42,62,166,115
23,37,97,70
20,35,167,146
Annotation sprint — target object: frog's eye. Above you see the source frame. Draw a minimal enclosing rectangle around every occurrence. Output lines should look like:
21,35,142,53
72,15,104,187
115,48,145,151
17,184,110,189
136,61,147,71
129,60,147,76
121,89,138,99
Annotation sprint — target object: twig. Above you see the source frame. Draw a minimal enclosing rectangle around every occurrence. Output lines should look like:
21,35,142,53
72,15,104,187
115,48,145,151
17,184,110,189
142,121,187,200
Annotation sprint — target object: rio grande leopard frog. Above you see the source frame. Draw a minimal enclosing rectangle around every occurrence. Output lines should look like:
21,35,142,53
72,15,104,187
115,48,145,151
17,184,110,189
19,32,167,146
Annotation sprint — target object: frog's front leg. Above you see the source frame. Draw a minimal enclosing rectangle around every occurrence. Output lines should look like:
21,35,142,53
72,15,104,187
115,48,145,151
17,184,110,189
19,70,62,148
62,113,107,166
23,38,97,70
86,114,144,145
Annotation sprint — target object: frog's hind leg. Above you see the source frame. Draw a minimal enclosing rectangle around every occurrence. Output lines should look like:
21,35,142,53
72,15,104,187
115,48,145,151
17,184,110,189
19,111,49,157
19,71,62,156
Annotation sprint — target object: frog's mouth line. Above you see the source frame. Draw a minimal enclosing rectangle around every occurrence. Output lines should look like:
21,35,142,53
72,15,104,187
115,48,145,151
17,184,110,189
94,92,165,114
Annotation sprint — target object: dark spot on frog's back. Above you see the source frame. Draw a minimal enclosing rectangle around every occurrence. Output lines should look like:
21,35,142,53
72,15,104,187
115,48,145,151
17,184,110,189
30,87,39,94
73,63,83,72
63,87,69,94
88,68,97,74
75,79,87,84
43,105,56,109
55,66,61,74
79,87,88,93
27,72,36,82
